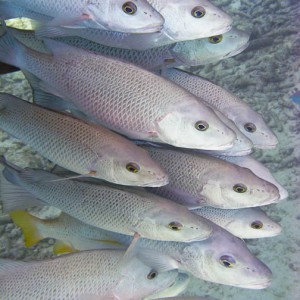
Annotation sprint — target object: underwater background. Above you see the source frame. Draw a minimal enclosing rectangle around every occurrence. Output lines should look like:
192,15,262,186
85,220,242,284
0,0,299,299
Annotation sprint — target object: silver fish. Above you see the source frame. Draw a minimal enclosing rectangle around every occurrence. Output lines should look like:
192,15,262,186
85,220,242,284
164,68,278,149
1,162,213,243
2,0,165,33
192,206,282,239
5,26,247,71
0,250,178,300
73,225,273,289
0,29,236,150
144,146,280,209
0,93,167,187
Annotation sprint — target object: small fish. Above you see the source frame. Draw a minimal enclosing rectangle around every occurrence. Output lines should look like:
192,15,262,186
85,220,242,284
171,27,250,66
290,90,300,105
1,0,165,33
192,207,282,239
164,68,278,149
70,224,273,289
5,26,248,71
1,161,213,243
145,273,190,299
215,155,288,201
144,146,280,209
0,93,168,187
0,29,236,150
146,0,232,41
0,249,178,300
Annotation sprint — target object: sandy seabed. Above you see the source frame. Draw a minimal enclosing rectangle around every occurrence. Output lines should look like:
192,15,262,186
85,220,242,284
0,1,299,299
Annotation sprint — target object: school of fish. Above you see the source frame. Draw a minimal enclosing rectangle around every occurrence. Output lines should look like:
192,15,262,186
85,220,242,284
0,0,287,299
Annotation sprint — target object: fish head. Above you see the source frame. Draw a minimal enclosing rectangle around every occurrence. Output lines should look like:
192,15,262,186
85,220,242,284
95,145,168,187
158,0,232,41
226,208,282,238
136,200,213,242
171,27,249,66
86,0,165,33
155,102,236,150
201,164,280,208
211,108,253,156
182,228,272,288
113,252,178,299
223,105,278,149
146,272,190,299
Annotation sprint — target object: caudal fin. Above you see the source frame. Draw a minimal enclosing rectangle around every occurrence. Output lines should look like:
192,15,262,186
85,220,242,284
9,210,45,247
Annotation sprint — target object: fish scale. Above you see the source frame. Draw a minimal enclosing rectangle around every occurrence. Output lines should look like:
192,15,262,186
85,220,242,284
2,163,214,242
0,29,237,149
0,93,168,186
7,169,158,236
0,250,178,299
144,146,280,208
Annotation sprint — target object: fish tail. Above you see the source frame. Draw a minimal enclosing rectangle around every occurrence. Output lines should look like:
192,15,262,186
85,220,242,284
9,210,45,247
0,21,24,68
0,165,44,213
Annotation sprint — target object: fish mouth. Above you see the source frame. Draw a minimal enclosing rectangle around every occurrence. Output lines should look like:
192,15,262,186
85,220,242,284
141,178,169,187
253,143,278,149
235,279,272,289
225,41,250,58
130,24,164,34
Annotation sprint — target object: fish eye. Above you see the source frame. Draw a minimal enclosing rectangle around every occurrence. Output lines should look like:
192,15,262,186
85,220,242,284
233,183,247,193
147,270,158,280
244,122,256,133
251,220,263,229
195,121,209,131
191,6,206,18
219,255,236,268
122,2,137,15
126,162,140,173
208,35,223,44
168,221,183,231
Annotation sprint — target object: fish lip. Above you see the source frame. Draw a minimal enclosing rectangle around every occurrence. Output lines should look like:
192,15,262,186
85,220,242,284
234,279,272,289
253,144,278,149
225,41,250,58
130,24,164,34
141,178,169,187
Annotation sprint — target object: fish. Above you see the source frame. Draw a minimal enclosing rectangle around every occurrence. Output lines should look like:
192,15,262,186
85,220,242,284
9,210,126,253
290,90,300,105
0,249,178,300
0,0,165,33
215,155,288,201
164,68,278,149
0,93,168,187
146,0,232,41
56,223,273,289
1,161,213,243
145,273,190,299
171,27,250,66
192,207,282,239
4,26,248,71
143,146,280,209
0,29,236,150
